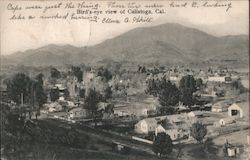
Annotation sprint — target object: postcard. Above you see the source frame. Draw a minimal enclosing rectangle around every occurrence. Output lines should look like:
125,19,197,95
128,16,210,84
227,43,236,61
1,0,249,159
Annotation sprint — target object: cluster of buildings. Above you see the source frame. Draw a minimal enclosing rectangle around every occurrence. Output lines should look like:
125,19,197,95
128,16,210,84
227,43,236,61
132,99,249,142
146,66,239,85
17,65,247,147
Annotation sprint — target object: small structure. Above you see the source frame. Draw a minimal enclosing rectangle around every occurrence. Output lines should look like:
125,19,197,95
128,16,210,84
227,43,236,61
47,102,63,112
188,111,203,118
155,124,188,141
112,142,130,153
97,102,109,111
227,146,240,157
197,70,208,82
176,102,190,113
114,109,131,117
219,118,235,126
68,107,89,119
211,102,228,112
228,102,249,118
155,115,189,141
58,96,65,101
207,75,231,83
134,118,158,134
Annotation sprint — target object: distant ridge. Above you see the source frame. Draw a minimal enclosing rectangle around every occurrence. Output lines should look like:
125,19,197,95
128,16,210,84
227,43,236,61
2,23,249,67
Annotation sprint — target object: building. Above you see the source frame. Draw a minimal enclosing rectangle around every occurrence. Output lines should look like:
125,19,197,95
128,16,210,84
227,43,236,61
240,79,249,89
113,107,132,117
68,107,89,119
211,102,229,112
228,102,249,118
188,111,203,118
155,118,189,141
207,75,232,83
134,118,158,134
155,125,187,141
196,70,208,82
47,102,63,112
219,118,235,126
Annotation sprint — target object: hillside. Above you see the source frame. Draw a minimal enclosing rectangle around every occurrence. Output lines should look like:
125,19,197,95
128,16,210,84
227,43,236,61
2,23,249,67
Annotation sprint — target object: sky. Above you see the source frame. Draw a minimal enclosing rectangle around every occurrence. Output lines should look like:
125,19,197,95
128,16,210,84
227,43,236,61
1,0,249,55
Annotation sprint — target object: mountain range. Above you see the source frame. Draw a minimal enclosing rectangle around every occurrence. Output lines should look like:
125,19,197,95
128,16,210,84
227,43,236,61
2,23,249,67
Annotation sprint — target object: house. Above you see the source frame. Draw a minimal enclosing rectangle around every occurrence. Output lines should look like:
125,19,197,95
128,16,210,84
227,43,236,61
176,102,190,113
134,118,158,134
166,114,186,126
240,79,249,89
155,125,186,141
219,118,235,126
47,102,63,112
228,102,249,118
207,75,232,83
188,111,203,118
211,101,229,112
68,107,89,119
97,102,109,111
113,107,132,117
155,119,189,141
59,96,65,101
134,108,148,117
197,70,208,82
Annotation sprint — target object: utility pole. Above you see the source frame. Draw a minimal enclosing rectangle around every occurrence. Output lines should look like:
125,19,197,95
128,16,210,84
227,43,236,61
21,93,23,106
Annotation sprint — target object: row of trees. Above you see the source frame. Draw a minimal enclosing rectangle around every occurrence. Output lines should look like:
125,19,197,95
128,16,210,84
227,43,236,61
6,72,112,125
146,75,202,113
51,66,84,83
50,66,113,83
6,73,47,109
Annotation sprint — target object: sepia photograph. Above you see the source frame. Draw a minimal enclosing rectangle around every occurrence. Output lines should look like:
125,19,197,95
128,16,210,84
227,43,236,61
0,0,249,159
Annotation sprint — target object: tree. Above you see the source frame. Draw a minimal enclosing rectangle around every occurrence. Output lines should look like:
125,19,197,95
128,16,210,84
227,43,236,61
79,88,85,98
34,73,47,108
50,67,60,79
196,78,203,90
84,88,102,127
190,122,207,143
97,67,112,82
102,86,112,102
71,66,83,82
158,80,180,114
146,78,180,114
145,78,159,97
50,88,60,102
153,132,173,157
179,75,197,106
6,73,32,105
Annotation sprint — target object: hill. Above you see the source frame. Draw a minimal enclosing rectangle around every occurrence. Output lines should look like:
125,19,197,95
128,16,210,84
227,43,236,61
2,23,249,67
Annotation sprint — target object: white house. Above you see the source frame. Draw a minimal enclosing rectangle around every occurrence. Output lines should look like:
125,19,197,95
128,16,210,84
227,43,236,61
134,118,158,134
188,111,203,118
211,102,229,112
68,107,89,119
47,102,63,112
113,108,131,117
219,118,235,126
155,124,189,141
240,79,249,89
197,70,208,82
207,75,231,83
228,102,249,118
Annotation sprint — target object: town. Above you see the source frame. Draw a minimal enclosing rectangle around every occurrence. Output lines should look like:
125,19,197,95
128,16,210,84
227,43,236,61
1,63,249,159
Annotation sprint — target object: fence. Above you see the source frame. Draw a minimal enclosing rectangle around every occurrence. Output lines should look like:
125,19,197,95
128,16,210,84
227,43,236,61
132,136,153,144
